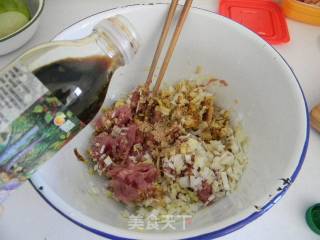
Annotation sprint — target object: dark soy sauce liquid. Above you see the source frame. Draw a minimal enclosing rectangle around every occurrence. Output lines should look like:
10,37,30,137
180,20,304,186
33,56,114,124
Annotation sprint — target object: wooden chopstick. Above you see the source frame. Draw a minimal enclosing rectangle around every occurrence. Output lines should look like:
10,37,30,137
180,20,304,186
145,0,179,88
153,0,193,94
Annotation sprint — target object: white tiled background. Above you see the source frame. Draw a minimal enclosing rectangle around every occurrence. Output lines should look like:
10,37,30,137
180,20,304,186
0,1,320,239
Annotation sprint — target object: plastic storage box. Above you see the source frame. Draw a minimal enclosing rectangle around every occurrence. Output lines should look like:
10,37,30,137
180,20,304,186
282,0,320,25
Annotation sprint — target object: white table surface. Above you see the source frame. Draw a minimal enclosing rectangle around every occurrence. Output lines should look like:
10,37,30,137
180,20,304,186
0,0,320,239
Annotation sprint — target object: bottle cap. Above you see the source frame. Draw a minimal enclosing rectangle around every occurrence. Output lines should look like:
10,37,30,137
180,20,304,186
219,0,290,44
306,203,320,235
94,15,140,64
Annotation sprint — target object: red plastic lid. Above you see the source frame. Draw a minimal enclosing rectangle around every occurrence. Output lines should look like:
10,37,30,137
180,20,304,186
219,0,290,44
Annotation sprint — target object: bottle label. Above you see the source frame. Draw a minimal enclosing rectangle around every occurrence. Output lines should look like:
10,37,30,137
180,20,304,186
0,65,48,132
0,64,83,190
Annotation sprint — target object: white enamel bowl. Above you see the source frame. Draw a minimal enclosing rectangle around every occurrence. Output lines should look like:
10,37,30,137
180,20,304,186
30,4,309,240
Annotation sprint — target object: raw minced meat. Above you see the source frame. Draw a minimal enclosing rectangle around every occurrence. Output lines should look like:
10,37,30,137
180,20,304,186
76,79,248,216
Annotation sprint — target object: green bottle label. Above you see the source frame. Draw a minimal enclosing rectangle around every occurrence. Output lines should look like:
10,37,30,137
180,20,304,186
0,64,83,191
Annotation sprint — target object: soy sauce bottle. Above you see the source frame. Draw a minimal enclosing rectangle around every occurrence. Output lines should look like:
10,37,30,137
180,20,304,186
0,15,139,197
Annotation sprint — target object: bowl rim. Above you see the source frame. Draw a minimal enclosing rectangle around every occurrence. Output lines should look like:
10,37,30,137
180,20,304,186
29,3,310,240
0,0,45,42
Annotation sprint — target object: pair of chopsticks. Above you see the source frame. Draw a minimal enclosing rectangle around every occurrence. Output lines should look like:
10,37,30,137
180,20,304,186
146,0,193,94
